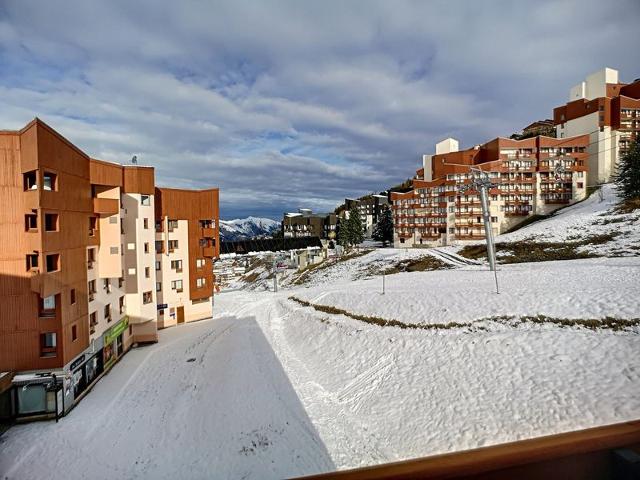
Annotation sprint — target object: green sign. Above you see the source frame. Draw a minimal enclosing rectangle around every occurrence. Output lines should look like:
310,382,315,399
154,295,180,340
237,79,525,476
104,316,129,345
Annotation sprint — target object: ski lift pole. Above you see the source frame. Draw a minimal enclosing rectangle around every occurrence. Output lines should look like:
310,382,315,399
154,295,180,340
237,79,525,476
478,183,499,294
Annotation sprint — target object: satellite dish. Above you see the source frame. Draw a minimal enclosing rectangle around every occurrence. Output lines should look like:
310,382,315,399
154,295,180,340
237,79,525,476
131,155,138,164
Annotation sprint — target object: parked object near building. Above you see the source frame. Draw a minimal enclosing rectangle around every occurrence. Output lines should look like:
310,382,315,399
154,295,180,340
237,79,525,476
391,134,589,248
554,67,640,185
0,118,220,420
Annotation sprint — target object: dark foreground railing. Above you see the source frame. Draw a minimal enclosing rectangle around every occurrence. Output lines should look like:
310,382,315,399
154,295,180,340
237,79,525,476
292,420,640,480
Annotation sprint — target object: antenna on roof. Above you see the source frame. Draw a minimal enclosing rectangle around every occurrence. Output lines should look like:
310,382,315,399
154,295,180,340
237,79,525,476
131,155,138,165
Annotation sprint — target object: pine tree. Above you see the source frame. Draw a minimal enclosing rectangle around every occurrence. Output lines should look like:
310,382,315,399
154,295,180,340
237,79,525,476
347,204,364,247
372,205,394,246
615,137,640,201
337,215,352,247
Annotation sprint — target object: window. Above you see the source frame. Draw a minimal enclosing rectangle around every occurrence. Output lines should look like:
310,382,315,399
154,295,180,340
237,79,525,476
155,260,161,270
23,171,38,191
171,260,183,272
171,280,183,292
104,304,112,322
119,296,125,314
127,268,136,275
25,213,38,231
196,278,206,288
491,216,498,223
118,277,124,288
168,240,178,252
127,243,135,250
40,333,57,357
145,267,150,278
39,295,56,318
155,241,164,254
156,282,162,292
110,246,118,255
89,312,97,333
70,288,76,305
196,258,205,269
143,218,149,229
26,253,39,271
144,242,149,254
45,254,60,272
88,280,96,301
43,172,57,191
143,291,153,304
72,325,77,341
168,219,178,231
89,217,97,236
87,248,95,268
44,213,59,232
141,195,150,206
103,279,111,293
577,182,584,189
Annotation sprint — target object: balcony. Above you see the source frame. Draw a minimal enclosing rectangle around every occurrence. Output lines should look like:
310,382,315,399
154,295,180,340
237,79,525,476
203,246,216,257
93,198,119,215
202,227,216,238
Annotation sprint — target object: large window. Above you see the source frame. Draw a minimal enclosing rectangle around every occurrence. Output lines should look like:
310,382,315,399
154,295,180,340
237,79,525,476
143,291,153,304
196,278,206,288
26,254,39,271
39,295,56,318
44,213,59,232
170,260,183,272
23,171,38,191
171,280,183,292
25,213,38,231
43,172,57,191
45,254,60,273
40,332,57,357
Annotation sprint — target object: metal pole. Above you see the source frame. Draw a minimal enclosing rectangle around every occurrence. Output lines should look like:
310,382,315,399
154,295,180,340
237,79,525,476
478,184,499,294
382,272,385,295
273,258,277,293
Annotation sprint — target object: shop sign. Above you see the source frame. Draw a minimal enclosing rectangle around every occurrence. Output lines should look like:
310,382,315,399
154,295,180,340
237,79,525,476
157,303,168,310
104,316,129,345
70,355,85,371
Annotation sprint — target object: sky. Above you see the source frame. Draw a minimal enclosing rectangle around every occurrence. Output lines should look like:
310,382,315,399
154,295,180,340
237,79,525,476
1,1,639,219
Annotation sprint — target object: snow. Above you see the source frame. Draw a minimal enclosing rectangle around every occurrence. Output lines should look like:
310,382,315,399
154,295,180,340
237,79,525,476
293,257,640,325
219,216,279,241
483,184,640,256
1,185,639,479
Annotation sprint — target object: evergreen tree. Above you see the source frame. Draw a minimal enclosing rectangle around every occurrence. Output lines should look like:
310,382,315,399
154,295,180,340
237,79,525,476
347,204,364,247
372,205,394,246
337,216,351,247
615,137,640,200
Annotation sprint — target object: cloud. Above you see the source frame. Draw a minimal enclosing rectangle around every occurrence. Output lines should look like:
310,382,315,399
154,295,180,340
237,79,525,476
0,0,638,218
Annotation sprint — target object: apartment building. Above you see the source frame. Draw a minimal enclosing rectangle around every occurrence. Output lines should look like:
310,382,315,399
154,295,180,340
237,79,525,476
554,67,640,185
0,119,219,419
391,135,589,247
155,187,219,328
282,209,337,241
342,194,389,237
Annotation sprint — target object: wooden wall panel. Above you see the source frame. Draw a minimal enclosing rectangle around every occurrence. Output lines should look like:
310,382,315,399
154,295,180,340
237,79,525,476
90,158,124,187
123,166,155,194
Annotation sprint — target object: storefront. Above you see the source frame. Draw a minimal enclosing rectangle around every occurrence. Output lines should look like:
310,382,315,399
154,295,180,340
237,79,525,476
68,338,104,403
103,317,129,370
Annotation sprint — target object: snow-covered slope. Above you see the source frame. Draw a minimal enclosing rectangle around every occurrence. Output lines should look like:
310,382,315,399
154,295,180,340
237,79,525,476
220,216,280,241
496,183,640,256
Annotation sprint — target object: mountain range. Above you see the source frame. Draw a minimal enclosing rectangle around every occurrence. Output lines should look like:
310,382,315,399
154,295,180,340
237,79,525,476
219,216,280,241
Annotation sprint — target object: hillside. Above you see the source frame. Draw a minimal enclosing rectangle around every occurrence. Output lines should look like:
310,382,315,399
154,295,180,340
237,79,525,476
458,183,640,263
220,216,280,241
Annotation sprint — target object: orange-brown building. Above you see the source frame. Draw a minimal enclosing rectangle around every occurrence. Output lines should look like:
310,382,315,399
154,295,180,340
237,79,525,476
0,118,220,419
154,187,219,328
391,134,589,247
553,67,640,185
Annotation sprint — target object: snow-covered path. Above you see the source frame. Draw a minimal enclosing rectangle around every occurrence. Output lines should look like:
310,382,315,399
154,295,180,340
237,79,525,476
0,313,334,480
1,258,640,479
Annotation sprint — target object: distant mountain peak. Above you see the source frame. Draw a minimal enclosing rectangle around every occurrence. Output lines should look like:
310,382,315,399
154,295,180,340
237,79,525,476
220,216,279,241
